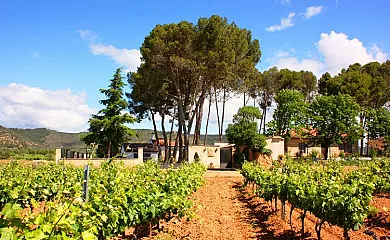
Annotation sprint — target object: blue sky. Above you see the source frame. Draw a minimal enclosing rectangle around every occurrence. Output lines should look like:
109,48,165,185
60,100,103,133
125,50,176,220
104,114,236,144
0,0,389,133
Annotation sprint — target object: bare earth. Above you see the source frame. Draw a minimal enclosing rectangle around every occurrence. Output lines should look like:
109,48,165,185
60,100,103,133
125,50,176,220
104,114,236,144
142,175,390,240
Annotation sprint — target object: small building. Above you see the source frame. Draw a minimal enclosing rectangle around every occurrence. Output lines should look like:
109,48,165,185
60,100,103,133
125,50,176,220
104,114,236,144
287,131,359,158
266,136,285,160
188,144,235,168
122,143,158,161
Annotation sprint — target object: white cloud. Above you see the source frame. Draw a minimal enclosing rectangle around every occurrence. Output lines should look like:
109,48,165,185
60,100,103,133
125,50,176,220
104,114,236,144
274,57,324,77
317,31,388,74
0,83,95,132
302,6,323,19
90,44,142,72
78,30,98,41
268,31,388,77
278,0,291,5
78,29,142,72
266,13,296,32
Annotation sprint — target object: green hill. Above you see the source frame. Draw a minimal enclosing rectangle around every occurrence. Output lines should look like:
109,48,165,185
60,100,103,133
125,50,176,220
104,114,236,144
0,126,226,149
0,126,37,147
5,127,86,149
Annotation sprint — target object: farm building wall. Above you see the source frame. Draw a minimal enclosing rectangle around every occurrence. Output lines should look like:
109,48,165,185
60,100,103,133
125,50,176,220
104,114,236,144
58,147,144,167
287,138,357,158
188,145,221,168
60,158,143,167
265,137,284,160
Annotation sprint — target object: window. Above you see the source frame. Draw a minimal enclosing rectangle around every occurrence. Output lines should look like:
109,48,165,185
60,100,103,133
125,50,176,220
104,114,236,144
299,142,307,153
339,144,344,150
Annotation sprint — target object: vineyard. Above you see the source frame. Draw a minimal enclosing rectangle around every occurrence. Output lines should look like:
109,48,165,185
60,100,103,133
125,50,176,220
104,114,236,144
0,161,206,239
0,159,389,240
241,158,390,240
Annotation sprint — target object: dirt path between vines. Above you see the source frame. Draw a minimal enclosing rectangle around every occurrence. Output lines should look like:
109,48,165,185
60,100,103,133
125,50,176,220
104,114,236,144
145,177,390,240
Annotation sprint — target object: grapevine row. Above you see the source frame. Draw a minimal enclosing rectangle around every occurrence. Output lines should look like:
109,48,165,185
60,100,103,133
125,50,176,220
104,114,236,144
0,161,206,239
241,158,390,240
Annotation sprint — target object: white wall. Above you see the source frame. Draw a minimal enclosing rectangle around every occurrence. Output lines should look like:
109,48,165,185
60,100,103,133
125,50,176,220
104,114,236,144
266,137,285,160
188,145,221,168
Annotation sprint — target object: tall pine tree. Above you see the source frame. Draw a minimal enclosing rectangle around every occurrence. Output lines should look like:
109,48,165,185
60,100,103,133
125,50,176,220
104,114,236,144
83,68,135,158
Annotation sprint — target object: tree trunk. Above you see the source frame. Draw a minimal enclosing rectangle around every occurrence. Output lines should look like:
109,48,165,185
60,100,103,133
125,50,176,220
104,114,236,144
274,196,278,211
259,108,265,134
343,229,350,240
315,219,325,240
161,114,168,162
168,116,175,160
173,131,179,161
244,93,250,106
194,95,205,145
204,92,212,145
324,144,329,160
192,110,199,145
263,107,267,134
187,93,203,145
360,114,364,156
220,88,226,141
363,113,367,156
301,209,307,239
182,117,189,161
177,98,188,161
193,81,207,145
151,111,161,159
289,206,294,228
107,141,111,158
178,121,183,162
215,90,221,140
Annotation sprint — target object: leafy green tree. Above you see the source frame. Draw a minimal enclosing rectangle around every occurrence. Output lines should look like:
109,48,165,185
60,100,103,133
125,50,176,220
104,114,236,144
366,107,390,140
276,69,317,101
306,94,362,159
225,106,267,155
127,63,173,161
267,89,307,150
317,61,390,155
83,68,135,158
299,70,317,102
195,15,261,143
130,15,261,157
231,106,262,123
318,72,339,95
139,21,201,161
246,68,279,133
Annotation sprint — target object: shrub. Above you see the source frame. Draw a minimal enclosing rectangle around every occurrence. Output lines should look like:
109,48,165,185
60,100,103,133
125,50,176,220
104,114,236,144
369,148,378,157
233,151,246,166
261,148,272,156
194,152,201,163
310,149,319,161
249,134,267,152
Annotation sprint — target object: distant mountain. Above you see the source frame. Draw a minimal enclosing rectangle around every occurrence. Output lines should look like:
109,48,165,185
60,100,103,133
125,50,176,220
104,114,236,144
0,125,225,149
0,126,86,149
0,126,38,147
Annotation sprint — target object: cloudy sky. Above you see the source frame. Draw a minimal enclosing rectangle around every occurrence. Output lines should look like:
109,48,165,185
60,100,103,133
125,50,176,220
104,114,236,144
0,0,389,133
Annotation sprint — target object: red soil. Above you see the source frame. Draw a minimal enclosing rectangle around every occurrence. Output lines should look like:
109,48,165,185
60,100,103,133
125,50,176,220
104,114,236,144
141,177,390,240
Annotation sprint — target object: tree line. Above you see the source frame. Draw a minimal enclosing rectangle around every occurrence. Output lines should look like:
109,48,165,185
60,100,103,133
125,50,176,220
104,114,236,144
82,15,390,161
